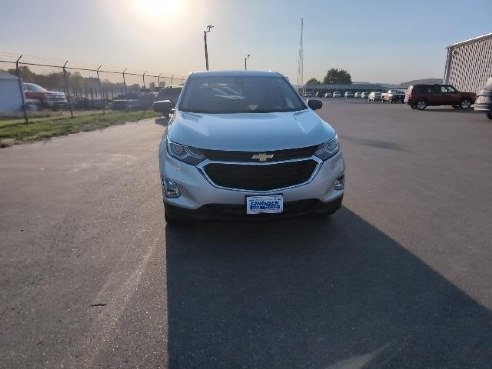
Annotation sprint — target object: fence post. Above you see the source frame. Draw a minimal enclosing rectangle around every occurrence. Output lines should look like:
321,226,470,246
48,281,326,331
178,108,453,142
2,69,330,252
142,71,147,89
96,66,106,114
62,61,74,118
15,55,29,124
122,68,127,96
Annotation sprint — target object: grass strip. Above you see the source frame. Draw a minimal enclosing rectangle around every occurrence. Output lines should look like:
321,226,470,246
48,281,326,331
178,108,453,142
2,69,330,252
0,110,160,147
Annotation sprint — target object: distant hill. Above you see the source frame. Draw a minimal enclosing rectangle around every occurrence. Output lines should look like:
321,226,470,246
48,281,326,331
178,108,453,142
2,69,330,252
399,78,443,88
356,79,444,88
378,83,401,89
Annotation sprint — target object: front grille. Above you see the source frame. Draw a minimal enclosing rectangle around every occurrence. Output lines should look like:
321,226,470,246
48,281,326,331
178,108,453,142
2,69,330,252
203,160,318,191
201,145,317,162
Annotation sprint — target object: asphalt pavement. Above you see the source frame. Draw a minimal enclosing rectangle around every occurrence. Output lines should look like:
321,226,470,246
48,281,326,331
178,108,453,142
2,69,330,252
1,101,491,368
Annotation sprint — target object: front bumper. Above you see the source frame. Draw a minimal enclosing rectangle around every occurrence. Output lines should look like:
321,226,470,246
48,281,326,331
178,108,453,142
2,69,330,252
165,196,343,220
159,150,345,216
45,99,68,107
474,103,492,112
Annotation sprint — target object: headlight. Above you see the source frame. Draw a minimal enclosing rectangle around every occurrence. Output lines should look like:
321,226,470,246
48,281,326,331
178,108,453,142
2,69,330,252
314,136,340,160
166,139,206,165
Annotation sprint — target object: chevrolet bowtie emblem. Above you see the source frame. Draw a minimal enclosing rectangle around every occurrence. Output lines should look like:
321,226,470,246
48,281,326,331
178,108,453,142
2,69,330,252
252,153,274,161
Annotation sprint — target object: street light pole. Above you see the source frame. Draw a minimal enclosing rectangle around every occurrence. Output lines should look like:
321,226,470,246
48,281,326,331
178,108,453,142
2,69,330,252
244,54,250,70
204,25,214,71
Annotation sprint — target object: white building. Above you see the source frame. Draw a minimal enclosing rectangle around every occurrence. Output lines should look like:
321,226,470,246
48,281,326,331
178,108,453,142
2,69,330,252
0,71,23,113
444,33,492,93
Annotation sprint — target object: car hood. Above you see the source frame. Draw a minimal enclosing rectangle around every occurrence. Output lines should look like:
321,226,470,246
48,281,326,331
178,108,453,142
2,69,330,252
167,109,336,151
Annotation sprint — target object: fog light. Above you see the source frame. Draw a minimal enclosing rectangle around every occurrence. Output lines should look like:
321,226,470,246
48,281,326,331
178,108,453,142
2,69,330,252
334,175,345,190
162,177,181,198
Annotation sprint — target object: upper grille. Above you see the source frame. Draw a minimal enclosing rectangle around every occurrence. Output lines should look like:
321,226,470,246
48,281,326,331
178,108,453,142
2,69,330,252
203,160,318,191
201,145,318,162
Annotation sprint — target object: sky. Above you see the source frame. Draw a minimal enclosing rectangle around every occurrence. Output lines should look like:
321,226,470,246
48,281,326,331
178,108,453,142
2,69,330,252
1,0,491,84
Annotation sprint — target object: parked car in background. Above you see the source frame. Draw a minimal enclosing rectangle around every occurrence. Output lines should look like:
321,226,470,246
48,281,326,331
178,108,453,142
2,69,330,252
474,86,492,120
344,91,354,98
111,91,156,111
354,92,361,98
324,92,332,98
381,89,405,103
153,86,183,117
72,98,106,110
360,92,369,99
368,92,382,102
404,84,476,110
157,70,345,223
332,91,342,98
23,83,67,109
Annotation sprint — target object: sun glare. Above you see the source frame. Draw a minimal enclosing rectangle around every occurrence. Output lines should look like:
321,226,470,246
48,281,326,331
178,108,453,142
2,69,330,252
134,0,182,18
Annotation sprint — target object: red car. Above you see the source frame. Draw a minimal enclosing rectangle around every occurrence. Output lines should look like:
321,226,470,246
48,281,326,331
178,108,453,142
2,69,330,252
23,83,68,108
404,84,476,110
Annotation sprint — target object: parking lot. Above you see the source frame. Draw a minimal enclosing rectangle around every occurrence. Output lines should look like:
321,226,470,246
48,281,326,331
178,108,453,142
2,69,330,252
1,100,492,368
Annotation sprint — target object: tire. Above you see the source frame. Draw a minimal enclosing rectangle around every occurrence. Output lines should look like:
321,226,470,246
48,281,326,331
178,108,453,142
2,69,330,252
416,99,427,110
487,112,492,120
460,99,472,109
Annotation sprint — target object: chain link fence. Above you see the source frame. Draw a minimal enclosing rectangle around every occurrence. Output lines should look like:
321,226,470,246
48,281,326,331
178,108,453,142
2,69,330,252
0,54,186,123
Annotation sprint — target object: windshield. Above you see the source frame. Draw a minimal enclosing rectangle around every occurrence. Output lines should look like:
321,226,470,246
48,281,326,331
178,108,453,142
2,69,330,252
179,75,306,114
24,83,46,92
156,87,182,102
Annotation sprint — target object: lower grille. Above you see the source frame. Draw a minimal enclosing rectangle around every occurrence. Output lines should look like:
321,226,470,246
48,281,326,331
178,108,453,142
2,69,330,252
203,160,317,191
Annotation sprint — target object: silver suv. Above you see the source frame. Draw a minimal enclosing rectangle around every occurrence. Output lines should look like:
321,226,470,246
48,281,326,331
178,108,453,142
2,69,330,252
157,71,345,223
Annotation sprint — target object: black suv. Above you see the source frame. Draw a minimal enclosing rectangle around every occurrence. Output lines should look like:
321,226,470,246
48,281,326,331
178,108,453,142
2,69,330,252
404,84,476,110
153,86,183,117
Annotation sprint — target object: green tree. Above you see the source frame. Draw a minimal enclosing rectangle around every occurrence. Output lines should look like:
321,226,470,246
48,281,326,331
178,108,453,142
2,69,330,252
7,66,36,82
323,69,352,84
306,78,321,85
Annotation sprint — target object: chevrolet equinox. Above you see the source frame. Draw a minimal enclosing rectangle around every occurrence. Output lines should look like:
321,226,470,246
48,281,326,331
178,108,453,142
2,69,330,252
156,71,345,223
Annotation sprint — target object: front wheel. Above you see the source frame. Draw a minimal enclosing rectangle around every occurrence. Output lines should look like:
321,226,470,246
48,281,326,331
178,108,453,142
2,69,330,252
416,99,427,110
460,99,472,109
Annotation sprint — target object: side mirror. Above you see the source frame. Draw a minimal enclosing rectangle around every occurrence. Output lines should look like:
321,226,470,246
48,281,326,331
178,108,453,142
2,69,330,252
307,98,322,111
153,100,172,115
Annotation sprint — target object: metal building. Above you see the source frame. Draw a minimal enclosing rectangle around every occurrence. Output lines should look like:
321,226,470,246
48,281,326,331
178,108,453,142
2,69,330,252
0,71,23,113
444,32,492,93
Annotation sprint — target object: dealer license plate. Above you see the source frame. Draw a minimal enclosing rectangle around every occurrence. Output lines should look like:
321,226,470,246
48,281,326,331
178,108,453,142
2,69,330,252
246,195,283,215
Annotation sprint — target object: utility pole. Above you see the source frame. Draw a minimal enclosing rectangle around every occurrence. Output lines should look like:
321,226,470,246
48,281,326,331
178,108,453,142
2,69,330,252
244,54,250,70
204,25,214,71
297,18,304,95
